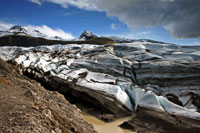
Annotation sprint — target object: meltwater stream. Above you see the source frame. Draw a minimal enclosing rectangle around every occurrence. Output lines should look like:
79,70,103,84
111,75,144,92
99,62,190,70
82,112,133,133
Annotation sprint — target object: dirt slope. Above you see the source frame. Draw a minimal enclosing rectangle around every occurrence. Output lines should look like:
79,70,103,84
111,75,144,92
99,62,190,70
0,58,96,133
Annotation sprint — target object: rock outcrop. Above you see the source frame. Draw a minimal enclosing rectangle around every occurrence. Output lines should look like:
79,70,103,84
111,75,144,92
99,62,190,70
9,25,28,34
0,58,96,133
79,30,97,40
120,107,200,133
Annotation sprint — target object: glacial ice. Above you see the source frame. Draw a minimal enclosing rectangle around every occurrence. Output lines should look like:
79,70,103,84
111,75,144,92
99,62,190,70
0,42,200,119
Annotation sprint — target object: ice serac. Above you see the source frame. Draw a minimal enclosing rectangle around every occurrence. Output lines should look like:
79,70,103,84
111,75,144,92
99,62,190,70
0,41,200,120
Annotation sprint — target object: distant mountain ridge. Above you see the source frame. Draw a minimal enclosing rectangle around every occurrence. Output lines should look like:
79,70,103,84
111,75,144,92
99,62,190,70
0,25,63,40
0,26,116,46
110,36,167,44
0,25,170,47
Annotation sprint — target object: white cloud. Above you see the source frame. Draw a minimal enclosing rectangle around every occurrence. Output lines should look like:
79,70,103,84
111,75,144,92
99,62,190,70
0,21,74,40
28,0,98,10
95,0,200,38
110,23,117,30
28,0,42,5
26,25,74,39
192,41,200,46
137,31,150,36
28,0,200,39
0,21,13,31
184,41,200,46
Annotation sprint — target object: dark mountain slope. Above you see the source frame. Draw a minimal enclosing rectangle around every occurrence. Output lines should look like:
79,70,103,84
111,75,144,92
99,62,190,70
0,35,115,47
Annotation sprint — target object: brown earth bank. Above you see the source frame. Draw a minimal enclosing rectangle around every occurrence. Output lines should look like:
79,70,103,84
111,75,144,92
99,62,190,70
0,58,96,133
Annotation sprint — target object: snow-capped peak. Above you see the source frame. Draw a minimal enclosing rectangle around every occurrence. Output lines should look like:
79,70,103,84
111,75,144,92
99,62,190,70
9,25,28,33
79,30,97,40
0,25,71,41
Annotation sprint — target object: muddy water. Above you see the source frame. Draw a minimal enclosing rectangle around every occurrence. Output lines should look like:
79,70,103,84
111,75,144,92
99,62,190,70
82,112,134,133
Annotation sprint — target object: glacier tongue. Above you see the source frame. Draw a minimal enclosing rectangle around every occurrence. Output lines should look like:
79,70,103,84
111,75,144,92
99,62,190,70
0,42,200,119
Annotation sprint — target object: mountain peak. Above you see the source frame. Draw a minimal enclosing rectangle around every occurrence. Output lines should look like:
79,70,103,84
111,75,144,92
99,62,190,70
79,30,97,40
9,25,27,33
0,25,66,41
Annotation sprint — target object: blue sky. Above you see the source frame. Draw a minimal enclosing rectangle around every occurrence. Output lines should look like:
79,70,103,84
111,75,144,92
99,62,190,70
0,0,199,45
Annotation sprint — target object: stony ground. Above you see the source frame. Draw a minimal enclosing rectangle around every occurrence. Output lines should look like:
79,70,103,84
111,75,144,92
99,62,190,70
0,59,96,133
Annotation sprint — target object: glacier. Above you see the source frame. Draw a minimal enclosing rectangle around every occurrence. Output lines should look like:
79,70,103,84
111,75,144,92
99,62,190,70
0,41,200,120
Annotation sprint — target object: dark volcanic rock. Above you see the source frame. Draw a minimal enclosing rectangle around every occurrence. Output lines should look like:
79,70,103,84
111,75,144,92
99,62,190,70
120,107,200,133
79,30,97,40
10,25,27,33
119,121,134,130
166,94,183,106
194,95,200,110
